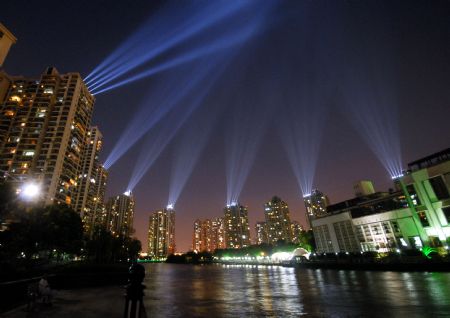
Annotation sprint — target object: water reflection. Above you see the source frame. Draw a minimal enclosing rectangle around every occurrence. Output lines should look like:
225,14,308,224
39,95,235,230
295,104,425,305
142,264,450,317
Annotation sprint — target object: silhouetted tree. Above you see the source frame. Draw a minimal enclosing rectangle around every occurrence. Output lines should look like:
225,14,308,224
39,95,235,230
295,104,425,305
0,182,18,221
1,204,83,261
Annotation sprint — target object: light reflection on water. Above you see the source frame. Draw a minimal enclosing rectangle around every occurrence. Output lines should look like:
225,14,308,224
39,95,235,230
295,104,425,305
142,264,450,317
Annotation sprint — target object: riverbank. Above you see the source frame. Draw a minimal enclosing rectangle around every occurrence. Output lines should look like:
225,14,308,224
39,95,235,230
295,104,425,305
2,286,124,318
0,262,129,313
292,260,450,272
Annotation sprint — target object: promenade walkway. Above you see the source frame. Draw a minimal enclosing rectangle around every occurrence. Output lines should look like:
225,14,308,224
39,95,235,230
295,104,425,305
3,286,124,318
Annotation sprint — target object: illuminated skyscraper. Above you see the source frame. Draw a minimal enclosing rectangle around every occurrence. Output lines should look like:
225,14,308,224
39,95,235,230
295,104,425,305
291,220,305,244
224,203,250,249
192,219,213,252
255,221,268,245
211,217,226,250
105,192,135,237
264,196,292,244
148,207,176,258
0,67,95,206
304,189,329,227
73,127,107,236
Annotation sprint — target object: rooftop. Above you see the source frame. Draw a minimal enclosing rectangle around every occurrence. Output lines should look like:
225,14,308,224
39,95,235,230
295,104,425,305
408,148,450,172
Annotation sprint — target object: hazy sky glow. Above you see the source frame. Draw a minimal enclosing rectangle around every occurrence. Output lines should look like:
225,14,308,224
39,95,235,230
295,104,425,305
3,0,450,251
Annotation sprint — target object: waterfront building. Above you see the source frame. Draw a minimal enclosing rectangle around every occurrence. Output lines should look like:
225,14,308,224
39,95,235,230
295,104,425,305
304,189,329,227
73,127,107,236
193,219,213,252
312,148,450,253
224,203,250,249
105,192,135,237
211,217,226,250
291,221,305,244
255,221,268,245
264,196,292,244
0,67,95,207
148,207,176,258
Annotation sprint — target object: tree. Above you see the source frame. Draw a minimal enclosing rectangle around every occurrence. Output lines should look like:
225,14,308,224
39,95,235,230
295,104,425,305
1,204,83,261
0,182,19,222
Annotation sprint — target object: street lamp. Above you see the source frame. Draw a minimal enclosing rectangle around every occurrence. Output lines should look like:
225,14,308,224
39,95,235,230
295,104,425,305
20,182,40,201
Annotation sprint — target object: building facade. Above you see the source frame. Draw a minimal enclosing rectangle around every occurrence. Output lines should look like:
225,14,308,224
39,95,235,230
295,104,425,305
0,67,95,207
0,23,17,67
211,217,226,250
193,219,213,252
224,204,250,249
105,192,135,237
304,189,329,227
312,148,450,253
73,127,107,236
264,196,292,244
291,221,305,244
255,221,268,245
148,208,176,258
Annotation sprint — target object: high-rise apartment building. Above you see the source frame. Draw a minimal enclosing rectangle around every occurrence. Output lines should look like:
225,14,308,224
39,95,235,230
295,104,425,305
148,207,176,258
0,67,95,206
291,220,304,244
73,127,107,236
211,217,226,250
255,221,268,245
224,203,250,249
264,196,292,244
304,189,329,227
105,192,135,237
193,217,226,252
192,219,213,252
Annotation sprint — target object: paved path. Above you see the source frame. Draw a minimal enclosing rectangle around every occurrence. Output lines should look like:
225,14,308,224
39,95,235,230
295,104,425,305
3,286,126,318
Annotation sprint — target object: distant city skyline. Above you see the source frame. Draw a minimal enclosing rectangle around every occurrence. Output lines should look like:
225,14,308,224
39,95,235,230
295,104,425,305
1,1,450,251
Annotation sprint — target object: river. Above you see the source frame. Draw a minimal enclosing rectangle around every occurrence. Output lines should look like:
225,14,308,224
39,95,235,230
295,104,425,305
141,263,450,317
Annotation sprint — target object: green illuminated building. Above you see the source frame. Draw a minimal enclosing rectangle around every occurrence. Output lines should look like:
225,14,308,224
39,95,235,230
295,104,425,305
312,148,450,253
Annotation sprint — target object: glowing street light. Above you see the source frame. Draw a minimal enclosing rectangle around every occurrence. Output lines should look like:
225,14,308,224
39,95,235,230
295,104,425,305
20,182,40,201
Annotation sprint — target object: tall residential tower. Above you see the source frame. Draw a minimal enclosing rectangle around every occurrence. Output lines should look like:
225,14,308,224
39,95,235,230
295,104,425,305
224,203,250,249
264,196,292,244
148,207,176,258
73,127,108,236
105,192,135,237
304,189,329,228
0,67,95,206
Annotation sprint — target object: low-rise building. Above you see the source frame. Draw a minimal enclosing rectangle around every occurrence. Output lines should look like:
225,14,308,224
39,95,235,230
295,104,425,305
312,148,450,253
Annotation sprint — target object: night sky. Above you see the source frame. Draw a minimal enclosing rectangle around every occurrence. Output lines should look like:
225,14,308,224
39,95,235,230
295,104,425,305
2,1,450,252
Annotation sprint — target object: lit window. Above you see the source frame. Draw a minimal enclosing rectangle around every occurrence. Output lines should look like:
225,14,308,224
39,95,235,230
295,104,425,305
9,95,21,102
24,151,35,156
418,211,430,227
43,88,54,94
